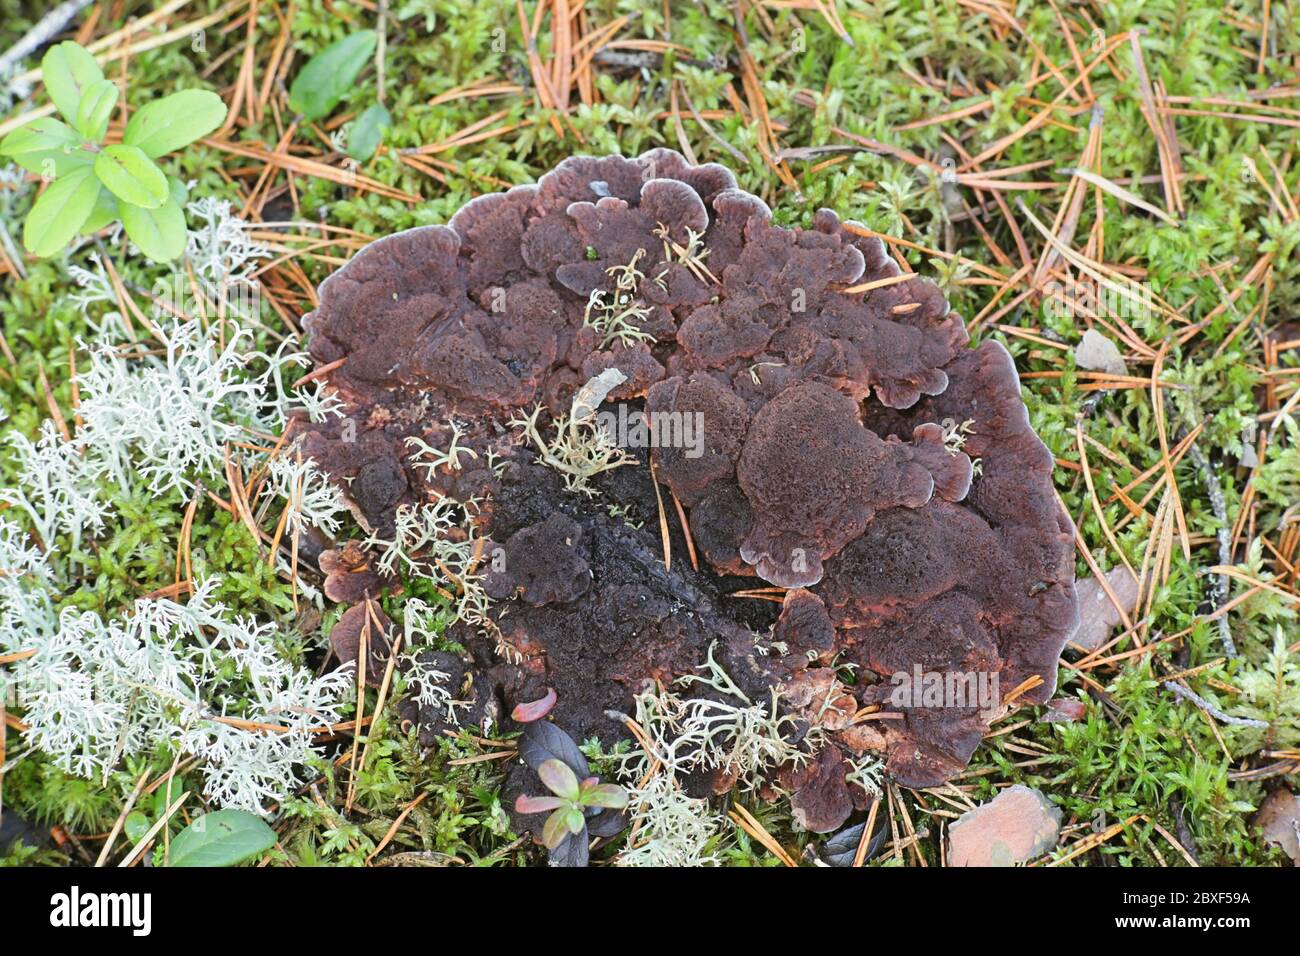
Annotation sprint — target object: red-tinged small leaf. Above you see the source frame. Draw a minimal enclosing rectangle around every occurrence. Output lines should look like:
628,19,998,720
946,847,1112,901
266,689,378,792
581,783,629,810
541,808,572,849
514,794,566,815
538,758,580,801
511,687,556,723
563,808,586,835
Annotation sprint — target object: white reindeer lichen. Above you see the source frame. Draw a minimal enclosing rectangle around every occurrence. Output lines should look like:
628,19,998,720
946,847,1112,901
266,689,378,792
615,642,805,791
77,321,264,495
2,419,106,553
185,196,271,287
606,645,806,866
264,450,348,537
616,772,723,868
0,539,349,813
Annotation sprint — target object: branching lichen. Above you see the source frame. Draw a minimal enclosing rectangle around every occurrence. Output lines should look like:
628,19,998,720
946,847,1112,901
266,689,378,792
508,404,637,497
0,545,349,813
405,423,478,476
264,449,349,537
613,642,805,792
582,249,657,348
616,772,723,867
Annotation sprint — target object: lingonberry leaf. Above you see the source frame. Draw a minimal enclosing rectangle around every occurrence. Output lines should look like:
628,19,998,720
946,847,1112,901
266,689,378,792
74,78,118,142
94,144,169,209
123,90,228,158
78,187,118,236
119,187,187,261
0,118,89,178
41,42,105,128
22,165,100,258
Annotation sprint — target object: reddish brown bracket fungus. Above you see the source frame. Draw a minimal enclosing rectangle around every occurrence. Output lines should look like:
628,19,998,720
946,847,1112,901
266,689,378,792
299,150,1078,829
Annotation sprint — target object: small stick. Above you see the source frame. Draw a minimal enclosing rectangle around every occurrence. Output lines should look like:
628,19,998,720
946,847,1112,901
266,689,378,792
118,790,190,868
0,0,96,80
649,457,670,572
728,803,796,867
344,605,371,812
668,487,698,571
354,606,402,789
292,356,345,389
95,768,151,866
1184,439,1238,657
1164,681,1268,728
852,798,881,867
365,791,427,864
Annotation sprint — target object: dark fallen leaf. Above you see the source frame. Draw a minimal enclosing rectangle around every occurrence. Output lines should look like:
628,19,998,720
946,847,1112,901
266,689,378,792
518,720,589,778
548,829,589,867
585,808,627,839
822,812,888,866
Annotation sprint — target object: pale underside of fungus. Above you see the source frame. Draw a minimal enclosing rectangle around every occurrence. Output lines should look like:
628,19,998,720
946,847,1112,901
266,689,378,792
299,149,1079,833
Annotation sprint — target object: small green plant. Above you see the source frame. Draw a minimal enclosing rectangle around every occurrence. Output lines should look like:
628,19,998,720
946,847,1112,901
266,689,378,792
513,721,628,865
164,809,277,867
287,30,377,122
0,41,227,261
514,759,628,850
285,30,386,160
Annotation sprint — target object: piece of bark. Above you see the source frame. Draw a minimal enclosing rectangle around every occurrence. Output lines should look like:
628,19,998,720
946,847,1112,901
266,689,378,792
947,785,1061,866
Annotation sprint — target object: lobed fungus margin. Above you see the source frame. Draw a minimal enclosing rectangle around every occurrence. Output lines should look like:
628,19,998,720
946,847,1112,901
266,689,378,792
298,149,1079,834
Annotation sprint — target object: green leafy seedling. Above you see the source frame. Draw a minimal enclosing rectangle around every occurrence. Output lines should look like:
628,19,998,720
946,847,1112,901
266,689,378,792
346,103,392,162
514,758,628,850
288,31,378,123
166,810,277,867
0,40,227,261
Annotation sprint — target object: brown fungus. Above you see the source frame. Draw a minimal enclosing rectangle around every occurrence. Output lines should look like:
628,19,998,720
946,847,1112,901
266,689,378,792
298,150,1078,819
